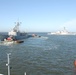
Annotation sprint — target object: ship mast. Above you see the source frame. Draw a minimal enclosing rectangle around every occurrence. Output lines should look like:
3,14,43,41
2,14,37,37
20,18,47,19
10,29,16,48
13,21,21,32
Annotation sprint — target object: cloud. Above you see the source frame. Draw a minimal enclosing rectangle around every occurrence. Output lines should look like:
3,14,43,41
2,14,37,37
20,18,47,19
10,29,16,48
64,19,76,26
60,19,76,31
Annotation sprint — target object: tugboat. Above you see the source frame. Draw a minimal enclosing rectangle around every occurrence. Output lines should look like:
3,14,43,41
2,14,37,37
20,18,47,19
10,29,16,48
3,36,24,44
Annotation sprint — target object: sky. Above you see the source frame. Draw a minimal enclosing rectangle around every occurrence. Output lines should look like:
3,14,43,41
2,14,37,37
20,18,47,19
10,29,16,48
0,0,76,32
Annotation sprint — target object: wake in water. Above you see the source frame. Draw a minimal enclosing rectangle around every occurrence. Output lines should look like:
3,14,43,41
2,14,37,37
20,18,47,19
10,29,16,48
40,36,48,39
0,41,15,46
33,36,48,40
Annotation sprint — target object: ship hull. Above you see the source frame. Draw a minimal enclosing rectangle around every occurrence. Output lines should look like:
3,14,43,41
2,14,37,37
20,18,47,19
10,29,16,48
14,35,29,40
48,32,76,35
0,34,31,41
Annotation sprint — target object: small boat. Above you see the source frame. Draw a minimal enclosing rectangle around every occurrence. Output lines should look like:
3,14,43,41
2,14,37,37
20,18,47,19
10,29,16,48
31,34,41,38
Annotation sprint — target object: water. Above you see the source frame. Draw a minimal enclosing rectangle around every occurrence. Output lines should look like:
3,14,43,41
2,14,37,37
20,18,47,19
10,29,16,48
0,33,76,75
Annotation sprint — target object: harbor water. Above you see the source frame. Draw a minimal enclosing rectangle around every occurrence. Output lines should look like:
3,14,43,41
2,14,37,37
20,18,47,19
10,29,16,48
0,33,76,75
